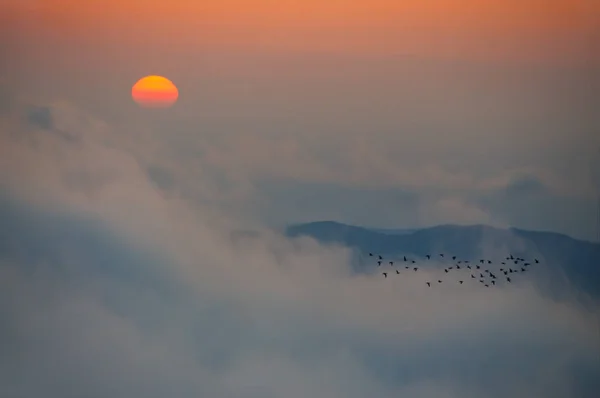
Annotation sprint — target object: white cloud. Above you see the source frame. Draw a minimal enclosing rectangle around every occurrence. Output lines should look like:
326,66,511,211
0,97,599,397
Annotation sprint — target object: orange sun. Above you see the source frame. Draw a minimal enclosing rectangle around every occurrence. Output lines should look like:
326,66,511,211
131,75,179,108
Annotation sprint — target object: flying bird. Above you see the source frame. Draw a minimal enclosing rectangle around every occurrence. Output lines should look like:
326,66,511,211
383,272,388,278
426,282,431,287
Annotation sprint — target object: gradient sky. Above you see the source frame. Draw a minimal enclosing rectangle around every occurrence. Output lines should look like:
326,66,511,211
2,0,600,239
1,3,600,398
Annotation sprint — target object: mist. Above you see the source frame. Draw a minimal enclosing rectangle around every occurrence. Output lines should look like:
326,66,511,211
0,96,599,398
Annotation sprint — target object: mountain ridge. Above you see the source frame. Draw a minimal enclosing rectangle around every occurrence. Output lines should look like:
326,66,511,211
284,220,600,301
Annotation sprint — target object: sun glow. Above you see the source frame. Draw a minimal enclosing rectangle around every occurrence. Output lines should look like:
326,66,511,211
131,75,179,108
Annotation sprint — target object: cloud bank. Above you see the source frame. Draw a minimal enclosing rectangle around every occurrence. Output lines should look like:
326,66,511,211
0,95,599,398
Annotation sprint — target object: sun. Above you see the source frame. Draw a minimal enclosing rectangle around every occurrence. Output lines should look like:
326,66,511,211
131,75,179,108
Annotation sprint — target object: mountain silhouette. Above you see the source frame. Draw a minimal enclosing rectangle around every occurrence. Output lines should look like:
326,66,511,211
285,221,600,302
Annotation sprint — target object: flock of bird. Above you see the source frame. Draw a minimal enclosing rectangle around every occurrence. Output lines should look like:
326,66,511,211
369,252,541,288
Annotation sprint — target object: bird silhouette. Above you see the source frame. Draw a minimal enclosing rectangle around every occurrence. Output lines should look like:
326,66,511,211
413,267,418,271
377,261,382,266
426,282,431,287
383,272,388,278
426,255,431,259
459,281,463,284
396,270,400,274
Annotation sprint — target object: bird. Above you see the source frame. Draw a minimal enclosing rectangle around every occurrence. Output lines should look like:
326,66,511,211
444,269,449,273
521,268,525,272
467,265,471,269
426,282,431,287
471,274,475,278
369,253,373,257
456,265,461,269
396,270,400,274
506,277,511,283
403,256,407,262
488,260,492,264
464,260,470,264
383,272,388,278
459,281,463,284
438,280,442,283
500,268,504,271
379,255,383,260
389,261,394,266
476,265,480,269
405,266,409,269
484,284,489,287
411,260,416,264
449,266,454,270
480,259,484,264
535,259,539,263
440,254,444,257
413,267,418,271
377,261,382,266
426,255,431,260
491,280,496,285
452,256,457,260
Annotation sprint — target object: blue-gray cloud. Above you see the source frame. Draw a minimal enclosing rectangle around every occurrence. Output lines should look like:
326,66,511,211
0,184,599,398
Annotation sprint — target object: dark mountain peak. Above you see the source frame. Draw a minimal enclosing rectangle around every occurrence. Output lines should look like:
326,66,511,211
284,220,600,300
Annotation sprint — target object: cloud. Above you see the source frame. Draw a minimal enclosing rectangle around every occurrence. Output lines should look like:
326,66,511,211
1,97,600,398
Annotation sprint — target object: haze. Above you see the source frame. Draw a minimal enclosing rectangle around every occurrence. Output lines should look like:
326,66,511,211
1,1,599,397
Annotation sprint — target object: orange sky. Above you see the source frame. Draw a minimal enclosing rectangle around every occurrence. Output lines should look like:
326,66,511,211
8,0,600,62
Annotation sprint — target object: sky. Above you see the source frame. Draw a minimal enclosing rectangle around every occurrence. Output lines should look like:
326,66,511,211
1,2,600,397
